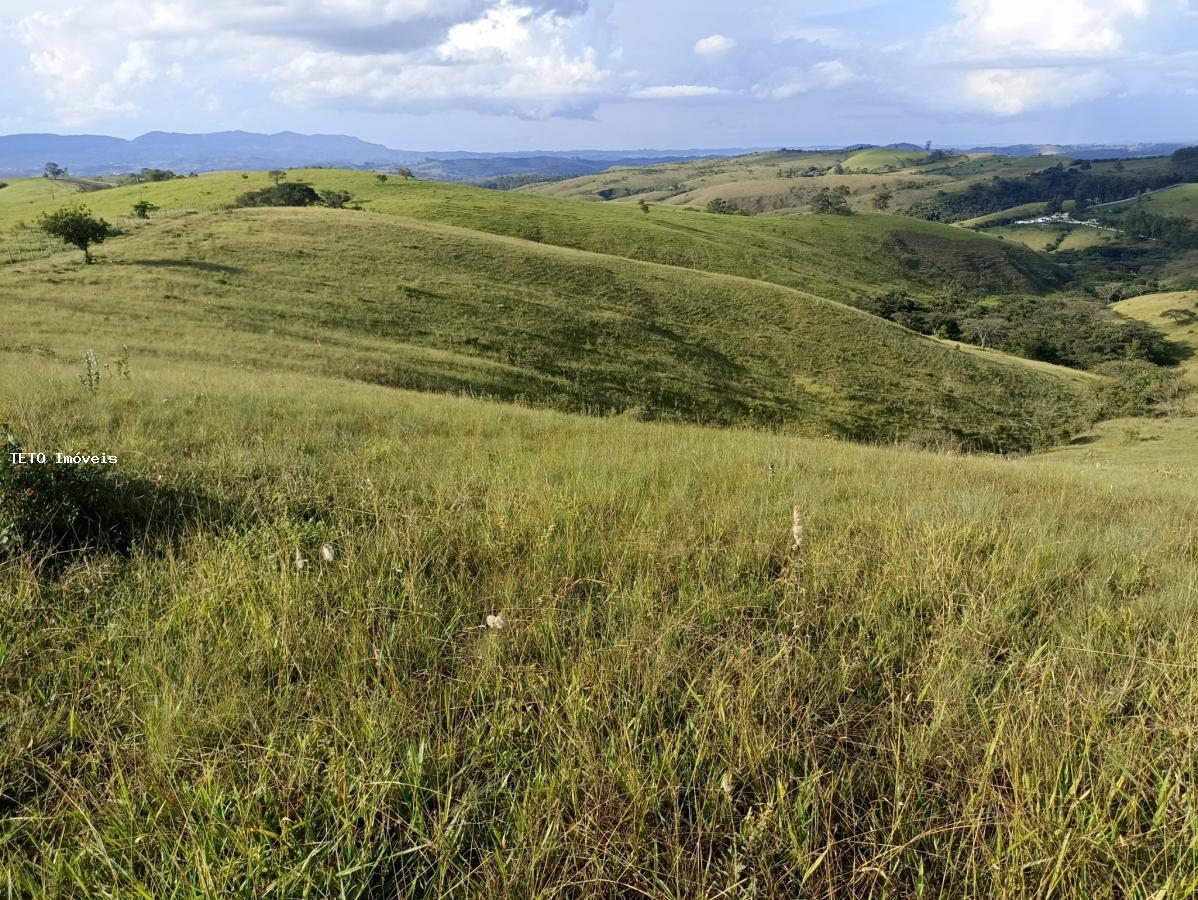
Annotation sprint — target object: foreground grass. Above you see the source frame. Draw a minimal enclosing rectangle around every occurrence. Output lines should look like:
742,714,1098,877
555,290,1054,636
2,356,1198,897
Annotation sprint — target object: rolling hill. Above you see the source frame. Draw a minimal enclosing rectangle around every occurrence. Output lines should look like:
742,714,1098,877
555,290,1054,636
0,203,1093,450
3,164,1198,896
0,170,1069,305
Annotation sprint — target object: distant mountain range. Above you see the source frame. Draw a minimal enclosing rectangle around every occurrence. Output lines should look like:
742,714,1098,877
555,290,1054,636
0,131,1191,180
0,131,752,180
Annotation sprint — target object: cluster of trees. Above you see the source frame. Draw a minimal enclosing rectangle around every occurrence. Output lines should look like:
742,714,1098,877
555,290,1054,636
233,182,359,210
810,186,854,215
705,198,750,216
1115,208,1198,249
911,149,1198,222
855,289,1183,370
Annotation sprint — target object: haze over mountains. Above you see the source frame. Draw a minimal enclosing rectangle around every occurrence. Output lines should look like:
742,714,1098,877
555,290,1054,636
2,130,1194,181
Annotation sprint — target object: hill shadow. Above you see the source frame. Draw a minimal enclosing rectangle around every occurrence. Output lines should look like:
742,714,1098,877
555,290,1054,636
129,259,244,275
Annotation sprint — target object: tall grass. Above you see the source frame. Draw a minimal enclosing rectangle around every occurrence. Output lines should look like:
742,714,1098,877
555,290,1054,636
2,358,1196,897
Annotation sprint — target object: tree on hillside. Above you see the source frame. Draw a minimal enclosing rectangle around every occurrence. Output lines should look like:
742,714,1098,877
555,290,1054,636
639,200,651,215
376,173,388,184
234,183,321,208
872,188,894,211
395,166,415,180
319,189,353,209
38,205,112,264
811,186,854,215
131,199,159,219
268,169,288,185
1172,147,1198,182
961,316,1010,351
43,162,66,180
705,198,748,216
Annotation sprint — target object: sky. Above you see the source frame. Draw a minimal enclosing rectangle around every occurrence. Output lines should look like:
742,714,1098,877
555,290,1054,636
1,0,1196,151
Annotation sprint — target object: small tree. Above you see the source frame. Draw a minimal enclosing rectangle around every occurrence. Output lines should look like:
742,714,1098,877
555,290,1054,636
811,186,853,215
131,199,159,219
268,169,288,185
961,316,1010,351
639,200,651,215
376,173,388,184
395,166,415,180
319,189,353,209
38,204,112,264
872,188,894,211
44,162,66,180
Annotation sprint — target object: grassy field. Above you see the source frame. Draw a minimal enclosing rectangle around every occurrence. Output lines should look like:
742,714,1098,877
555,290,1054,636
520,150,1062,216
987,224,1117,253
1044,291,1198,473
0,205,1093,450
3,172,1197,896
0,170,1069,307
1101,184,1198,221
3,351,1198,897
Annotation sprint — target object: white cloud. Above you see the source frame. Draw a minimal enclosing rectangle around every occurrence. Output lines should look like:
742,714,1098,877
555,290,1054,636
964,67,1117,114
946,0,1150,59
631,84,725,99
694,34,735,56
11,0,610,122
751,59,859,99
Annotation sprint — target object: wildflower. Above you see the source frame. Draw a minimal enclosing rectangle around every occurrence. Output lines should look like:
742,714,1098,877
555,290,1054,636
720,769,734,799
486,613,505,629
294,549,306,571
791,505,804,550
321,543,335,562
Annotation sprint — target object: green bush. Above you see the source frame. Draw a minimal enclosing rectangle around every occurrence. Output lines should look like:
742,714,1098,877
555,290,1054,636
234,183,321,208
1,429,115,558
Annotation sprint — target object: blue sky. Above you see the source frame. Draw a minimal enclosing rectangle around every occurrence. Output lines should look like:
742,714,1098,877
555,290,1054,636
1,0,1195,150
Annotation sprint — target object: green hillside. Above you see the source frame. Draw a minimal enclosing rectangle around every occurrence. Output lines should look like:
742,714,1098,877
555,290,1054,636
0,205,1093,450
0,170,1069,305
520,149,1066,215
1101,183,1198,220
3,347,1197,896
3,166,1198,896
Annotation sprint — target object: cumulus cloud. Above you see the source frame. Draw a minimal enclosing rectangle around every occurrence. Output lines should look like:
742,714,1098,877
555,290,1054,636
11,0,610,122
947,0,1150,58
964,67,1118,114
751,59,859,99
930,0,1157,115
694,34,736,56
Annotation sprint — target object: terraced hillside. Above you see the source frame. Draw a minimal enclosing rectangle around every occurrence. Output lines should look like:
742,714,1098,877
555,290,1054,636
0,205,1093,450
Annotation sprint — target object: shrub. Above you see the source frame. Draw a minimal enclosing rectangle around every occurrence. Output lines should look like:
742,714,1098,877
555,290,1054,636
37,204,112,263
132,199,159,219
0,429,114,558
234,183,321,208
319,189,353,209
706,198,749,216
1092,360,1192,418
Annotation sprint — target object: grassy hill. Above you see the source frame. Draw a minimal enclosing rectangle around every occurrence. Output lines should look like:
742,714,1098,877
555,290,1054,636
520,149,1067,215
3,168,1198,895
0,205,1093,450
3,347,1197,896
0,170,1069,306
1100,183,1198,221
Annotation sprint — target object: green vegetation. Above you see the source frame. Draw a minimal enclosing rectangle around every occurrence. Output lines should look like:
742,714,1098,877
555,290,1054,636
0,205,1093,451
234,182,321,208
2,158,1198,895
36,203,112,263
2,351,1197,896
